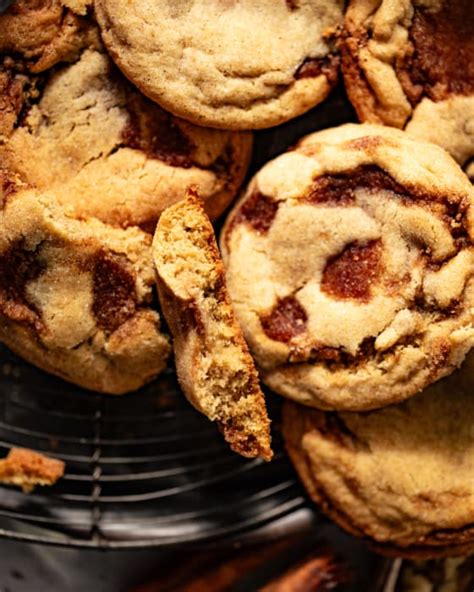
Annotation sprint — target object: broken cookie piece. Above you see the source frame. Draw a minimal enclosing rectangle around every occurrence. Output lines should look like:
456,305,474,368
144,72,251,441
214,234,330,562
153,189,272,461
0,447,65,493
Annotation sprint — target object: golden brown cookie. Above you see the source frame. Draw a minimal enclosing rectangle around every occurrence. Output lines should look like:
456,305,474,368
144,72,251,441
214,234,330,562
341,0,474,167
0,0,97,73
282,357,474,558
153,189,272,460
1,48,252,228
221,123,474,411
0,184,170,394
95,0,343,130
0,0,99,140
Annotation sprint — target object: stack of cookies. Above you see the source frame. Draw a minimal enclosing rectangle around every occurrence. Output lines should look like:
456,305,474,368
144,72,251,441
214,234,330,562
0,0,473,563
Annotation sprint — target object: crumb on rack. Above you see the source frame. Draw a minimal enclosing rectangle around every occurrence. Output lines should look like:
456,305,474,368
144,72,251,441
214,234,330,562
0,447,65,493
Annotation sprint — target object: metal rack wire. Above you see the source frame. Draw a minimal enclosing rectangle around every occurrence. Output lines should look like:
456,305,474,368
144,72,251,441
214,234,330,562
0,345,309,549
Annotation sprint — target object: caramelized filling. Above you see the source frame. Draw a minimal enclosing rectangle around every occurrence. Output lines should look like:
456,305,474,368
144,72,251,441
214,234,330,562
232,191,279,234
305,165,413,205
286,0,299,10
122,94,195,168
0,239,45,326
321,240,382,301
261,296,307,343
92,249,137,333
401,0,474,103
0,67,27,138
295,54,340,85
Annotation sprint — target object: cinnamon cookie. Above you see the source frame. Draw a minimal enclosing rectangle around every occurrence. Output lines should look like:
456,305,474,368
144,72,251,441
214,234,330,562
153,190,272,460
2,50,252,231
221,124,474,411
0,185,170,394
282,358,474,558
0,0,96,73
95,0,343,130
2,49,252,226
341,0,474,168
0,0,99,139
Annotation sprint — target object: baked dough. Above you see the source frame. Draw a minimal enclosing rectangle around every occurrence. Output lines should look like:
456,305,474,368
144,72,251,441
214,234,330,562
1,49,252,227
95,0,343,129
222,123,474,410
0,184,170,394
283,355,474,557
153,190,272,460
341,0,474,168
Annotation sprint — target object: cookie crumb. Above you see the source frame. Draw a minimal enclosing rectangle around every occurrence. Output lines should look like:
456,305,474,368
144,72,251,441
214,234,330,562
0,448,65,493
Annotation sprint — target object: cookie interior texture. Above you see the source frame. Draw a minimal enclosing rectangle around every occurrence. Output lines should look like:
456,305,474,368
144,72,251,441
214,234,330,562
1,47,252,228
153,190,272,461
95,0,343,130
342,0,474,167
0,185,170,394
282,356,474,558
221,123,474,411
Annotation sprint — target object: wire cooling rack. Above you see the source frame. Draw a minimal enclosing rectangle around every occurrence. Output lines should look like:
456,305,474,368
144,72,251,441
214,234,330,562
0,344,311,549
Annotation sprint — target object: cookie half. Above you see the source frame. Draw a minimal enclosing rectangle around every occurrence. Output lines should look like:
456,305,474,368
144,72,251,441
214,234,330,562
221,123,474,411
0,184,170,394
153,189,272,461
341,0,474,168
1,48,252,227
282,358,474,558
95,0,343,130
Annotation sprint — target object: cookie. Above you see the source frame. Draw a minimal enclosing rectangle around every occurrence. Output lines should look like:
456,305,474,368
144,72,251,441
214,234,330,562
95,0,343,130
221,123,474,411
1,48,252,226
0,184,170,394
282,358,474,558
0,0,96,73
153,189,272,460
0,448,65,493
341,0,474,168
399,555,474,591
0,0,99,139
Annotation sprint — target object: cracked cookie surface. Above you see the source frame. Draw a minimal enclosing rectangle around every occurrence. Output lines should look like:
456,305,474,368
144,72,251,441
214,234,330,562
221,123,474,411
95,0,343,130
283,358,474,557
153,190,272,460
341,0,474,168
1,48,252,227
0,184,170,394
